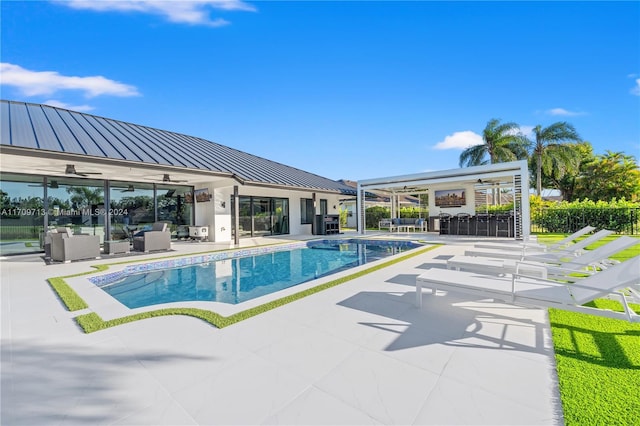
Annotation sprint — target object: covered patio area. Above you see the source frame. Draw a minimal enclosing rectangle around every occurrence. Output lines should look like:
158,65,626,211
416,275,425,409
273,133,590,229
356,161,531,240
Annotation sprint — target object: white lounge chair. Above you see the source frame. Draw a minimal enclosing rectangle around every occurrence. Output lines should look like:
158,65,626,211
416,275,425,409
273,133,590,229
464,229,614,262
474,225,596,252
448,236,640,280
415,255,640,322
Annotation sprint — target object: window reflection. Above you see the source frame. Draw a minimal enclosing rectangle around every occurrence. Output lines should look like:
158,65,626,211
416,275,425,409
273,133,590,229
236,196,289,238
109,182,193,241
1,173,195,254
157,184,193,239
109,182,155,241
47,178,105,241
0,174,46,255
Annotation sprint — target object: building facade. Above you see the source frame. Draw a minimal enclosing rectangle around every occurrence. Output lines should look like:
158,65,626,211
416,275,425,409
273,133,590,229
0,100,354,256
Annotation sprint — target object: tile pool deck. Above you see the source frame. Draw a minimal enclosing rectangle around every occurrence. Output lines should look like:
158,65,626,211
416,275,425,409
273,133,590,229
1,233,563,425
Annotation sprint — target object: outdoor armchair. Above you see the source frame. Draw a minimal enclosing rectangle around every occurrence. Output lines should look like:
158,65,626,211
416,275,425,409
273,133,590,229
49,227,100,263
132,222,171,252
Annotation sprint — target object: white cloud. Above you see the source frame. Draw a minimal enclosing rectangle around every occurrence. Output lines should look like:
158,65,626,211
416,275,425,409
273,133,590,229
42,99,95,112
631,78,640,96
56,0,256,26
546,108,586,117
434,131,483,150
517,125,534,137
0,63,140,98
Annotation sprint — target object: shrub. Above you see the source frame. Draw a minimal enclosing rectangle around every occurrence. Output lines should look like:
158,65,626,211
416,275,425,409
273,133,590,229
531,198,640,234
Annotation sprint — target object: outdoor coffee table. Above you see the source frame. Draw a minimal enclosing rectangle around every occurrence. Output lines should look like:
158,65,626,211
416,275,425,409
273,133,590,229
104,240,130,255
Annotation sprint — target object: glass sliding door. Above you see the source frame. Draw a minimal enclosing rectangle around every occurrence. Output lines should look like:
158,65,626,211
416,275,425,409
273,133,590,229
320,199,328,215
1,174,196,252
235,196,290,238
252,197,272,237
272,198,289,234
238,196,252,238
109,181,155,241
156,184,194,237
47,177,105,242
0,174,46,255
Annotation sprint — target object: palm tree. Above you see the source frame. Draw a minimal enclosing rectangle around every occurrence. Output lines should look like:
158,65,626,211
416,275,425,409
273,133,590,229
530,122,581,196
459,118,529,167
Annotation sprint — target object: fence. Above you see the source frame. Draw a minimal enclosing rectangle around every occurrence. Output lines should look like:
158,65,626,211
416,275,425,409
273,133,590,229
0,225,42,240
531,207,639,235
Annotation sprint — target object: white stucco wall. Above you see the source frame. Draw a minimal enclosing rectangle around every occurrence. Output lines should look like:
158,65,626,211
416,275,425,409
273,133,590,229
194,183,344,242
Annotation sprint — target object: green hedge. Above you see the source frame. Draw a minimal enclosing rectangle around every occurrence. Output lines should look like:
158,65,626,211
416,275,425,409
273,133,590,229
530,197,640,234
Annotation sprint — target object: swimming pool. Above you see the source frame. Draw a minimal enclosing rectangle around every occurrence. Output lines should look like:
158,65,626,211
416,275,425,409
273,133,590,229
93,239,422,308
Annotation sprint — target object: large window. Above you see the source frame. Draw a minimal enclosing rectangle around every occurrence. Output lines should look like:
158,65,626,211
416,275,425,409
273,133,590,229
0,173,195,253
0,174,46,255
300,198,314,224
109,181,155,241
156,184,193,228
47,177,105,241
108,181,194,241
320,199,328,215
236,196,289,238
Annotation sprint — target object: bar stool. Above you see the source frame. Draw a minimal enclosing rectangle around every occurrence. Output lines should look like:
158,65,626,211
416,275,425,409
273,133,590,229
496,213,512,237
439,212,451,235
475,213,490,236
456,213,471,235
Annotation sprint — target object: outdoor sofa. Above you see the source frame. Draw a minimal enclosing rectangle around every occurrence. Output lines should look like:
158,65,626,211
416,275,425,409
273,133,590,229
378,218,427,232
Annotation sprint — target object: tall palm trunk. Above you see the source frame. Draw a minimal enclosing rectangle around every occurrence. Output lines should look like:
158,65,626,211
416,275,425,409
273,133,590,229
536,150,543,196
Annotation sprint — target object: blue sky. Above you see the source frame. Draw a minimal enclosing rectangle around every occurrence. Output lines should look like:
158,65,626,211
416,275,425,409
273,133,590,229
2,1,639,181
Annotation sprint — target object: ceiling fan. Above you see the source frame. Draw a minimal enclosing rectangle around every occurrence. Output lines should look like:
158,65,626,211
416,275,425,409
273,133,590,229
143,173,188,183
120,185,135,193
162,174,187,183
65,164,102,177
139,173,187,184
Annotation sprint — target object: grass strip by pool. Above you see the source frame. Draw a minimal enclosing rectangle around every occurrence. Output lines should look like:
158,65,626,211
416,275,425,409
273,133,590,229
47,243,439,333
537,233,640,425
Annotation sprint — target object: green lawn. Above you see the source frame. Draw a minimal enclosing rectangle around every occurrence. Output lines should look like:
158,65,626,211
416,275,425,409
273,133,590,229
537,233,640,425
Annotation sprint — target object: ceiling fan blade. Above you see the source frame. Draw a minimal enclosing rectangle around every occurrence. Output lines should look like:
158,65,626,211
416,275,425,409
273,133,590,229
65,164,102,176
162,174,188,183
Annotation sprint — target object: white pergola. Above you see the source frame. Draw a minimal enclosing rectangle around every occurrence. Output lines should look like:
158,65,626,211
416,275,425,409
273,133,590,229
356,160,530,239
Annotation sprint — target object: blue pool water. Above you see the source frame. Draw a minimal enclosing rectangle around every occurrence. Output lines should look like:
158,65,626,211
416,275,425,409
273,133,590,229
99,239,421,308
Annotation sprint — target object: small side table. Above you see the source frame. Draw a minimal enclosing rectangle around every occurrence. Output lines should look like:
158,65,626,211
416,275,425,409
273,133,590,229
104,240,130,255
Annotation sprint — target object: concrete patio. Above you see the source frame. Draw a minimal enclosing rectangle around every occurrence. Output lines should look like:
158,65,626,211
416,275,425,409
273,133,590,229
1,233,563,425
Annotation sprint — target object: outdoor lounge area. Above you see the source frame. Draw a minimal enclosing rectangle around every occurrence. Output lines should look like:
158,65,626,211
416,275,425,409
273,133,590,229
357,161,531,240
42,222,174,263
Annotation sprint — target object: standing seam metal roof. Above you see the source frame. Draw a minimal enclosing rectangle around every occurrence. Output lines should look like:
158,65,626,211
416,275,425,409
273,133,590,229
1,100,355,194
